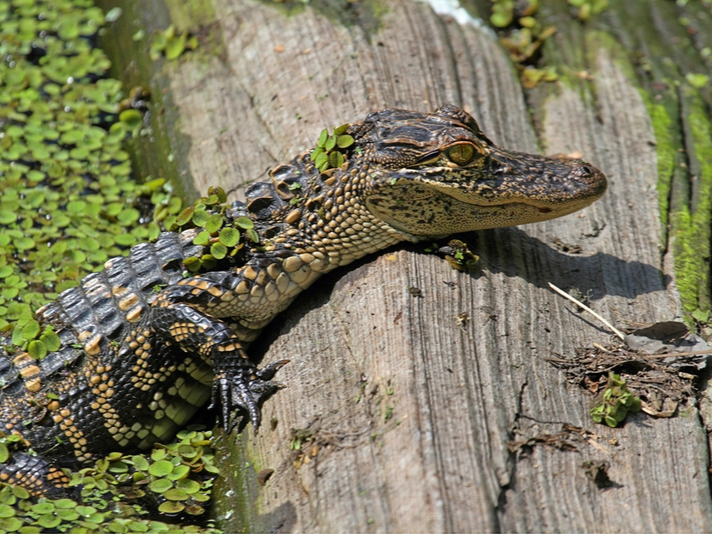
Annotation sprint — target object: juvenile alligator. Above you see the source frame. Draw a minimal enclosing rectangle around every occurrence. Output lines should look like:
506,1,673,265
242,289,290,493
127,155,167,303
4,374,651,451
0,105,607,495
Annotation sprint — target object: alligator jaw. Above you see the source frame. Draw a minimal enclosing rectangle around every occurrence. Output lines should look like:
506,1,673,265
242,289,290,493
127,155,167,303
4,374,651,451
420,146,607,210
368,147,608,237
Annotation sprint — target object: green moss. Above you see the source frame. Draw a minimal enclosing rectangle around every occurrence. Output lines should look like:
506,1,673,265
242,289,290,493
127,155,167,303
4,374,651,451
578,32,710,318
640,97,676,229
211,433,259,534
164,0,216,30
673,88,712,313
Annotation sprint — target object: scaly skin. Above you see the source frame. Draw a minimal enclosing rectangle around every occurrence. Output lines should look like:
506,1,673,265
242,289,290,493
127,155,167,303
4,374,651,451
0,105,606,494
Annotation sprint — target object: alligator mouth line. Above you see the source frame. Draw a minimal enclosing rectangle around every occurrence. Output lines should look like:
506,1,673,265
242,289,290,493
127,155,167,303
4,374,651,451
430,183,605,213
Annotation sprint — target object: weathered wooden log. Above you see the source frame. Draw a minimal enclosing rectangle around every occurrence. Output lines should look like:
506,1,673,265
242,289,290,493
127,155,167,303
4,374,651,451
96,0,712,531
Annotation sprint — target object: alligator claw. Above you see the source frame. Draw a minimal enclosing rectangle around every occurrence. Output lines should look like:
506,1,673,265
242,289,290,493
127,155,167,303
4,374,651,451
256,359,290,381
211,360,289,433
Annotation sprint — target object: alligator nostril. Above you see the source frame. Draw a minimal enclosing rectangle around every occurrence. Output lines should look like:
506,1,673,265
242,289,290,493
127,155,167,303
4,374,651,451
575,164,593,177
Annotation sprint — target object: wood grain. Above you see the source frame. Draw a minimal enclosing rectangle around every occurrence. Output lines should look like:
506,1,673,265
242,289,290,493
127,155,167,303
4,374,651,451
99,0,712,531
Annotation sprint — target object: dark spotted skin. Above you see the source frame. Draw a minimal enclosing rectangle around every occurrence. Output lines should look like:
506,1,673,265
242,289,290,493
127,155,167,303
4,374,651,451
0,105,607,495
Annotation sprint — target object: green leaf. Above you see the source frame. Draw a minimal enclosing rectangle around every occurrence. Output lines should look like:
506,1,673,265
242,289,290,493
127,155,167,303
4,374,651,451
119,109,143,130
114,234,136,247
328,151,344,168
247,228,260,243
12,486,30,500
129,455,150,471
32,502,56,514
208,186,227,203
184,257,202,272
310,146,324,162
54,499,77,509
325,134,337,151
163,488,189,501
219,227,240,247
165,34,187,60
192,231,211,247
38,330,60,352
691,308,710,323
0,503,15,518
11,327,24,347
0,211,17,224
176,478,201,494
205,214,224,234
148,459,174,477
105,6,122,22
192,209,210,226
37,514,62,528
149,478,173,493
22,320,41,341
158,501,185,514
235,216,254,230
56,508,79,520
336,134,354,148
118,208,140,225
317,129,328,147
519,16,536,28
333,123,349,135
314,152,328,169
210,242,227,259
490,11,513,27
28,340,47,359
176,206,194,226
14,237,35,251
686,73,709,89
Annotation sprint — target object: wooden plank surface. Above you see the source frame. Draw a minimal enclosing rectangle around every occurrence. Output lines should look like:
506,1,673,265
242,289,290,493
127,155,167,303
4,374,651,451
98,0,712,531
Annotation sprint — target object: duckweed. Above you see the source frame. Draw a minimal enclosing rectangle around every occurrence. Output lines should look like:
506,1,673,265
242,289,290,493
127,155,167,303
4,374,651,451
488,0,559,88
310,124,354,172
0,429,222,532
170,186,262,274
0,0,225,530
0,0,185,353
590,373,642,427
149,24,198,61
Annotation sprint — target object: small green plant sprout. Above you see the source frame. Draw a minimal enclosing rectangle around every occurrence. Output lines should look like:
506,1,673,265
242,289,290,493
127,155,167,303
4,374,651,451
686,73,710,89
567,0,609,22
149,24,199,61
310,124,355,172
435,239,479,272
172,186,259,274
490,0,538,28
590,373,642,428
489,0,558,88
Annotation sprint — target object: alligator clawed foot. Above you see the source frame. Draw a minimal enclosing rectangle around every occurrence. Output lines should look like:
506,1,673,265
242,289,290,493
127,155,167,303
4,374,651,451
256,359,290,381
211,360,290,433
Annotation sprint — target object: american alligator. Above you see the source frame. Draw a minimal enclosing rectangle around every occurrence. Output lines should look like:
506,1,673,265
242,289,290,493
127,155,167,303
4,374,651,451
0,105,607,496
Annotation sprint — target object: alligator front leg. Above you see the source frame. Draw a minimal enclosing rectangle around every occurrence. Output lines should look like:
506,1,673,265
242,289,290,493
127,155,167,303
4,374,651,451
150,271,293,430
149,250,325,429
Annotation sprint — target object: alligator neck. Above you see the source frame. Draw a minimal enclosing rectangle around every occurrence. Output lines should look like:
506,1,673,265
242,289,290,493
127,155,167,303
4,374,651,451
243,153,409,273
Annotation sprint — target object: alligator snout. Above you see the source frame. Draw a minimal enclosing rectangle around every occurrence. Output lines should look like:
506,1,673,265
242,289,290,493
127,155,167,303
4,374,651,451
569,160,607,197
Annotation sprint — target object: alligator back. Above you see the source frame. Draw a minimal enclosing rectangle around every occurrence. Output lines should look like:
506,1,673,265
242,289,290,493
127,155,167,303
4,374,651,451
0,229,212,463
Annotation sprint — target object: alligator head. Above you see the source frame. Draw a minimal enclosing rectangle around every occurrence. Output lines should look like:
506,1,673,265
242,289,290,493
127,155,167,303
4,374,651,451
348,104,607,238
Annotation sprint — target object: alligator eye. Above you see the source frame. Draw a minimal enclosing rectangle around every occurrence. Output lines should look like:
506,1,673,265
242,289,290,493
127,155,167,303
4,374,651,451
446,144,475,165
